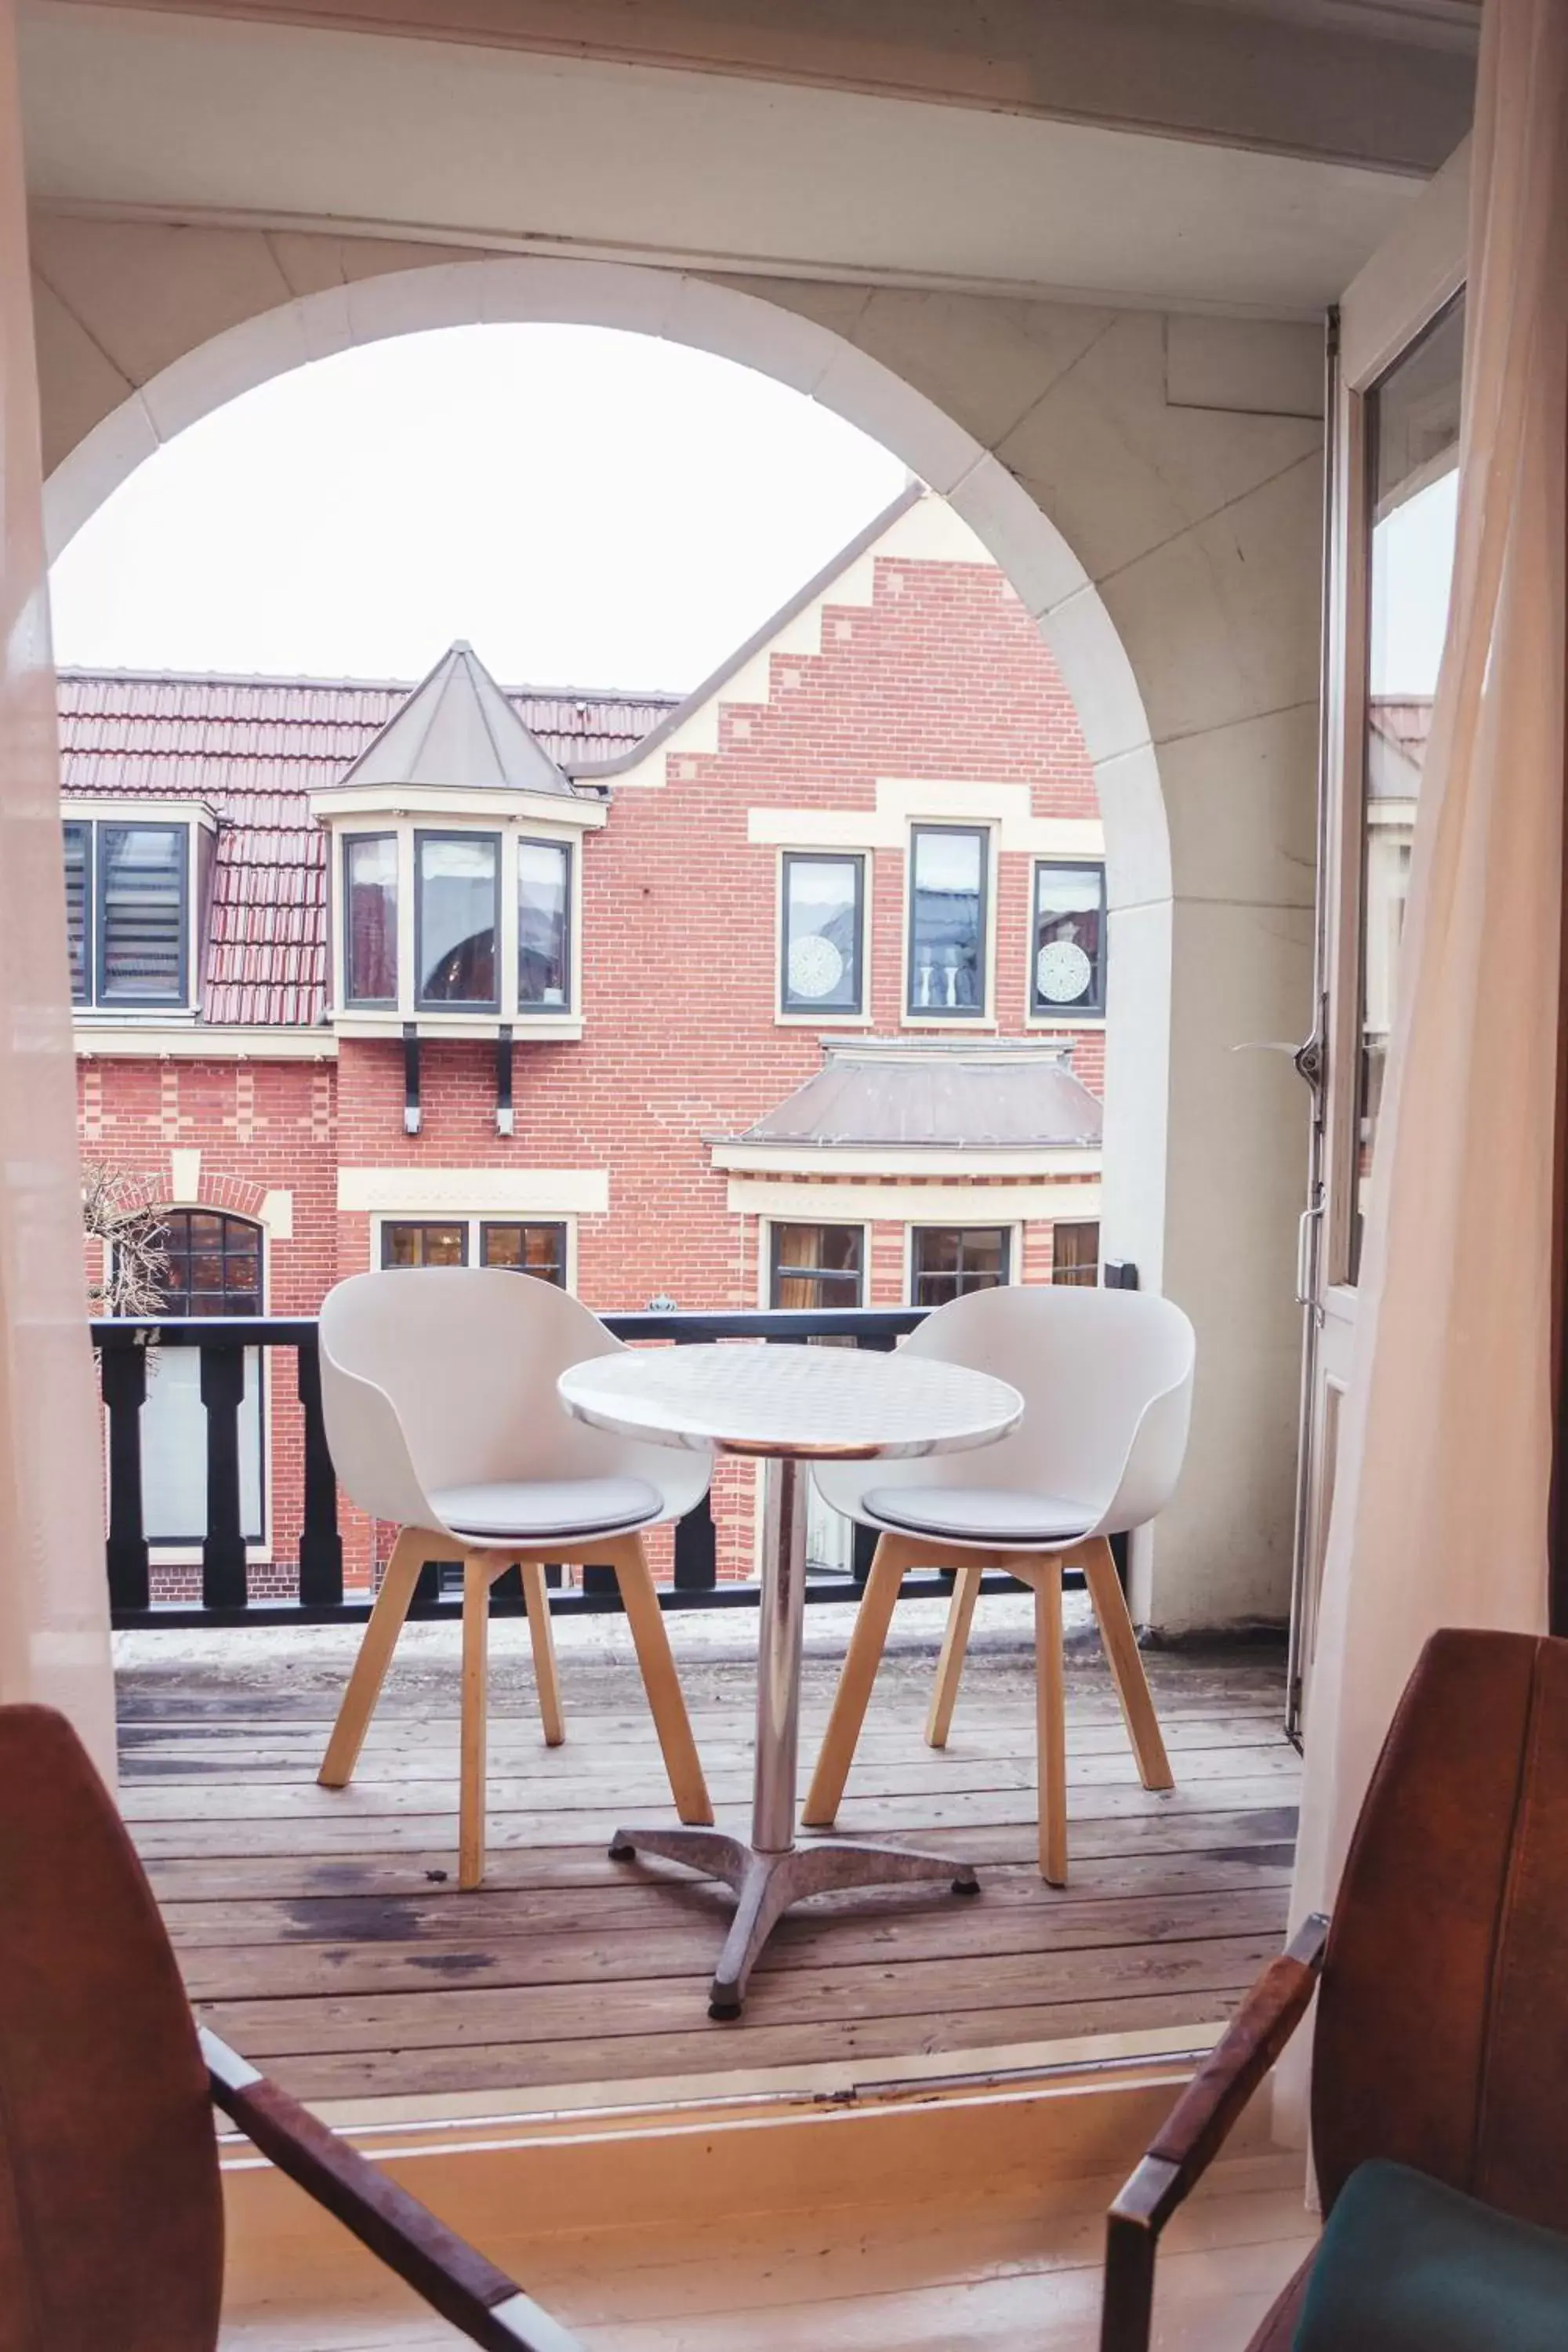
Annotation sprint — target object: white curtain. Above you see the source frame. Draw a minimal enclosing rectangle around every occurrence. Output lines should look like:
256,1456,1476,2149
0,0,117,1780
1287,0,1567,2062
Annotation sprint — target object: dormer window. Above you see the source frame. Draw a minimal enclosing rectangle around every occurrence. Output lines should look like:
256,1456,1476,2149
63,809,211,1015
416,832,499,1011
312,643,602,1040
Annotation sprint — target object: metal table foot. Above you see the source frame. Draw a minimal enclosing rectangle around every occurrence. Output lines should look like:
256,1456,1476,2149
609,1825,978,2017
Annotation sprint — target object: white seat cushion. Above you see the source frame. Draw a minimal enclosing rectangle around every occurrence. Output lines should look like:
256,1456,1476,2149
862,1484,1094,1545
430,1475,663,1541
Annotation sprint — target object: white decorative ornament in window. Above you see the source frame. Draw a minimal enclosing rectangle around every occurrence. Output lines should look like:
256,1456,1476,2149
1036,939,1093,1004
788,933,846,1000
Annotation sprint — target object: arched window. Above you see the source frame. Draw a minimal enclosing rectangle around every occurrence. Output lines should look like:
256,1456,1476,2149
141,1210,265,1545
155,1210,263,1317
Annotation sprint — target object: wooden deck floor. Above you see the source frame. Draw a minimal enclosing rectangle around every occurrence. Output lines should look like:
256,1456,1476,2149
117,1610,1299,2111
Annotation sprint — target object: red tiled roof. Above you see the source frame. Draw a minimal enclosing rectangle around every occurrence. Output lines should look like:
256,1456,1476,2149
57,670,677,1026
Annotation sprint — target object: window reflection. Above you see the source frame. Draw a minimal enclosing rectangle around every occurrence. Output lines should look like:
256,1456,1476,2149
1352,296,1465,1280
417,833,498,1008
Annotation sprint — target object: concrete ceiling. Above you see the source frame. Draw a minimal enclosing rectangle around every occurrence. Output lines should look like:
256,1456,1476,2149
20,5,1437,316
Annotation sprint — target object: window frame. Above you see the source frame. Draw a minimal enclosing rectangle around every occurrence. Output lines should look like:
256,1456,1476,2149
765,1219,867,1311
1051,1219,1102,1287
136,1207,268,1553
68,816,194,1014
376,1214,577,1288
479,1219,569,1286
905,822,993,1024
907,1224,1014,1308
379,1221,471,1269
515,835,574,1016
63,819,93,1007
1029,858,1108,1022
413,827,502,1014
342,829,401,1009
778,849,868,1022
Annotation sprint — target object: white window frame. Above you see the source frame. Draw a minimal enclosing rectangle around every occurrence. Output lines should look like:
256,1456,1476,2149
320,801,598,1040
371,1213,579,1292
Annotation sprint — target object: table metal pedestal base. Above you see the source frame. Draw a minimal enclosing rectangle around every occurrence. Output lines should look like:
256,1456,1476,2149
608,1824,979,2018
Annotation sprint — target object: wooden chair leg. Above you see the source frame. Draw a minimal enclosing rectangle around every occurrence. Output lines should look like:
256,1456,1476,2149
521,1559,565,1748
802,1532,910,1828
1083,1537,1174,1792
608,1536,713,1826
1033,1561,1069,1886
924,1563,983,1749
318,1527,426,1789
458,1553,493,1891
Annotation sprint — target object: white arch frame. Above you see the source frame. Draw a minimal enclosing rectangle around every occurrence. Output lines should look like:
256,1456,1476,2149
43,254,1171,1286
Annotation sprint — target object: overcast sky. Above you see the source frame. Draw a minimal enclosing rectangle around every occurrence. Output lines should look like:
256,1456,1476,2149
48,324,910,691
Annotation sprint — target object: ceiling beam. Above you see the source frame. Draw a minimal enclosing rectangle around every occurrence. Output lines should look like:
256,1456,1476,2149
42,0,1475,176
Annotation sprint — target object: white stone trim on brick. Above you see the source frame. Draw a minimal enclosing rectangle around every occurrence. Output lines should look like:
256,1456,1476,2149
337,1167,609,1216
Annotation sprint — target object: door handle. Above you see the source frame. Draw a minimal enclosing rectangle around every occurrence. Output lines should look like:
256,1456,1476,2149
1296,1200,1326,1314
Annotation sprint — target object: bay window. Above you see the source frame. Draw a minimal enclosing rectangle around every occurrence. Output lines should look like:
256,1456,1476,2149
908,825,988,1016
416,831,499,1009
1032,862,1107,1017
780,851,865,1015
1051,1220,1102,1287
517,839,572,1011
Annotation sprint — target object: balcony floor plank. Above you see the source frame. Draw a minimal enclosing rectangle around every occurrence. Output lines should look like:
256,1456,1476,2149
118,1628,1299,2107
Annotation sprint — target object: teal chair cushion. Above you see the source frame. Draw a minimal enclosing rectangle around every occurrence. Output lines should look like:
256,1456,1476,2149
1296,2160,1568,2351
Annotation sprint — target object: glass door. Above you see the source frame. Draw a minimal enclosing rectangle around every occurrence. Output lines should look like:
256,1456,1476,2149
1290,205,1466,1738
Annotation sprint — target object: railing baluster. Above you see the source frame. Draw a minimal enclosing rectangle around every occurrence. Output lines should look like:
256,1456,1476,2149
296,1338,343,1607
200,1339,249,1610
100,1339,150,1613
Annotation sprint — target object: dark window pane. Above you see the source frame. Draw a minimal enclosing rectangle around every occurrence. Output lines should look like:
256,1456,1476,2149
1051,1220,1101,1287
909,827,986,1014
151,1210,264,1316
769,1223,864,1310
782,854,862,1013
63,823,89,1004
345,835,398,1003
1032,863,1106,1014
517,840,571,1010
912,1226,1010,1308
98,824,186,1005
417,835,498,1007
381,1222,468,1269
481,1221,567,1286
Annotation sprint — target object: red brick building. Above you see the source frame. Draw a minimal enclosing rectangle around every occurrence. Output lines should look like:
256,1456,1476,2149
67,490,1106,1590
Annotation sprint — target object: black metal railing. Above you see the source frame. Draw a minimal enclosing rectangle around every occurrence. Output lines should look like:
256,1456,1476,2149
93,1305,1069,1629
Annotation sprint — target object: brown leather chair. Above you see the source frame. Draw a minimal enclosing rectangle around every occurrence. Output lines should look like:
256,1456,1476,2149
1100,1628,1568,2350
0,1704,579,2352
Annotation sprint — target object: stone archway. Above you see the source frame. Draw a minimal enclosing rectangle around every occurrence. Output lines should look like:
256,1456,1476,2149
40,241,1315,1634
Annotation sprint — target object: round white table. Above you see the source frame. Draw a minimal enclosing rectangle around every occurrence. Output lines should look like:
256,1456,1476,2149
557,1341,1022,2018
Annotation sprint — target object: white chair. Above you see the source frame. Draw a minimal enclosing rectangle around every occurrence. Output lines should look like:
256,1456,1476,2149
315,1268,713,1887
801,1284,1195,1884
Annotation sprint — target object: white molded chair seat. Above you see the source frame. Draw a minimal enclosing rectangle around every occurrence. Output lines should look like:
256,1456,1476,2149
430,1475,664,1541
804,1283,1196,1885
315,1267,716,1887
862,1485,1095,1545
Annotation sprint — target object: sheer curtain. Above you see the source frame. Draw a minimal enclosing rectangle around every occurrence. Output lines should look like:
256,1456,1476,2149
1287,0,1567,2100
0,0,116,1780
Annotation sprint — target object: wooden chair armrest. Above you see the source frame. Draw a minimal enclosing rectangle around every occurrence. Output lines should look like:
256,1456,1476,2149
201,2030,582,2352
1098,1912,1329,2352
